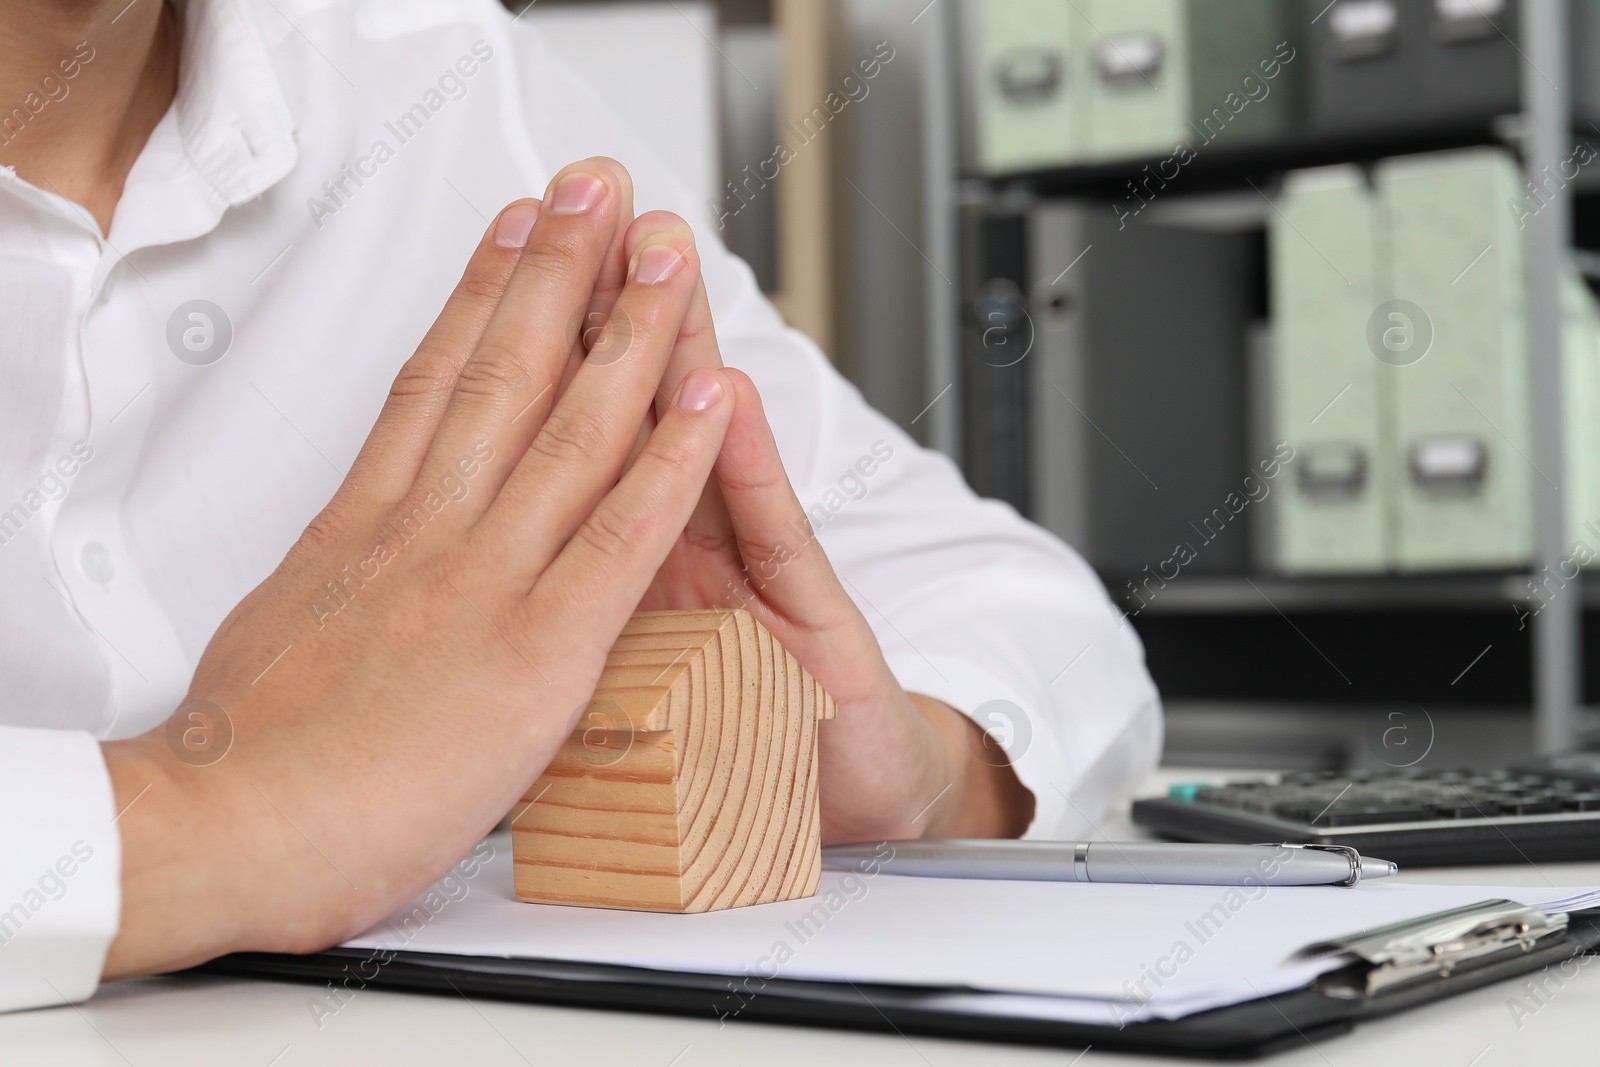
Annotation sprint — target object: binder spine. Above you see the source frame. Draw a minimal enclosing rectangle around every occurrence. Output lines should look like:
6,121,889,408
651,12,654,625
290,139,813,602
960,206,1034,516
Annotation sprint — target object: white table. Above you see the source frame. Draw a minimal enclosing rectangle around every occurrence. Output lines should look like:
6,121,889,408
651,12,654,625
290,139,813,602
8,771,1599,1066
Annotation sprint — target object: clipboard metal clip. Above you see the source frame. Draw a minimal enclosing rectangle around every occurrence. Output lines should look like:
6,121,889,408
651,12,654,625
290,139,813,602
1298,898,1570,998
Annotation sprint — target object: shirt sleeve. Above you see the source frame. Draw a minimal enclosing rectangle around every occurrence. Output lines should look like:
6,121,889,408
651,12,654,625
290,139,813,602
0,727,120,1011
505,22,1163,838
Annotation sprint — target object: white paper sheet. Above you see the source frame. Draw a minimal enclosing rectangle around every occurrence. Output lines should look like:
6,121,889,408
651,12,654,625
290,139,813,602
341,836,1599,1024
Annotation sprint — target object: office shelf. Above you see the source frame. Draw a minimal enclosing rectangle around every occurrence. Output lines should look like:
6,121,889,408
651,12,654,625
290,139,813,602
999,119,1508,198
1103,572,1600,616
934,2,1587,751
923,2,1586,753
1104,572,1543,615
977,118,1600,201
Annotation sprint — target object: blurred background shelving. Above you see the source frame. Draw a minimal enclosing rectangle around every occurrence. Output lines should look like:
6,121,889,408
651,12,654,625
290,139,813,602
520,0,1600,772
944,0,1593,772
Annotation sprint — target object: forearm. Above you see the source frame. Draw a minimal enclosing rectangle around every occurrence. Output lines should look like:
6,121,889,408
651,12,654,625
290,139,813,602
909,694,1035,839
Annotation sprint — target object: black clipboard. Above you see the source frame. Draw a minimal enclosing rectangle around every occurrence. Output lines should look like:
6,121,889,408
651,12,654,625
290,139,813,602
194,905,1600,1060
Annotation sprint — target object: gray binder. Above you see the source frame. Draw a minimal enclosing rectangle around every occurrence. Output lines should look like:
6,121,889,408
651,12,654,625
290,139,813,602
1028,202,1254,579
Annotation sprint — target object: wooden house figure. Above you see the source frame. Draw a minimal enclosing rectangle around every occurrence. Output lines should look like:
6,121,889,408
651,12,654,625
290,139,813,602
512,610,837,913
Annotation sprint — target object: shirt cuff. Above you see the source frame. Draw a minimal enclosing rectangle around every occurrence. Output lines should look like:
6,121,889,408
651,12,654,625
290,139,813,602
0,727,120,1012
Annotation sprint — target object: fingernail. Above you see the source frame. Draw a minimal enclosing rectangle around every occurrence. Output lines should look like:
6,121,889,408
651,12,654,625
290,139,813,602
494,203,538,248
635,243,687,284
676,370,724,412
550,172,605,214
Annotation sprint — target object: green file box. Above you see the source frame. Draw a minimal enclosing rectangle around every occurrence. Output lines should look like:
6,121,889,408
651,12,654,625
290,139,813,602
1083,0,1300,164
1269,165,1392,574
1271,146,1600,574
1379,149,1531,571
970,0,1084,175
1080,0,1193,164
969,0,1303,174
1562,269,1600,550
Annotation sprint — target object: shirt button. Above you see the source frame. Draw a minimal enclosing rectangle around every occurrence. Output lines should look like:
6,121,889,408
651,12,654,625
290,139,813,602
79,541,114,584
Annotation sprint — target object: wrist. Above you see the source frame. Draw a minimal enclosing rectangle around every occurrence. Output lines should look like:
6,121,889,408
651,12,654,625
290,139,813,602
908,693,1035,839
101,735,338,978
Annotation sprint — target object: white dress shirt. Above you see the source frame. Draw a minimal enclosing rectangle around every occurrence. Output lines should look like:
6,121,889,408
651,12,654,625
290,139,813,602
0,0,1161,1012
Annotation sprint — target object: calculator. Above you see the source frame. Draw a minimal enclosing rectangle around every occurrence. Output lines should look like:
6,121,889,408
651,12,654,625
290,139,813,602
1130,754,1600,866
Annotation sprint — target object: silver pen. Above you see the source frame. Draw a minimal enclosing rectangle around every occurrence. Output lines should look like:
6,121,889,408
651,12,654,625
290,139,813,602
822,840,1399,887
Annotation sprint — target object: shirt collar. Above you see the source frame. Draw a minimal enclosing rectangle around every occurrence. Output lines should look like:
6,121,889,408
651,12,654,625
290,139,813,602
0,0,298,252
170,0,298,208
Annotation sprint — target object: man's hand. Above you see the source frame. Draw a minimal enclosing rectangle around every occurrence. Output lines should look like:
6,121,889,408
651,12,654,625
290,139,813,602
640,375,1035,843
619,218,1035,843
100,160,736,978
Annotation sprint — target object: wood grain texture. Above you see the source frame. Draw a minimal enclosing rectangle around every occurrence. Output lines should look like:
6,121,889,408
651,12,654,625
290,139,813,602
512,610,837,913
